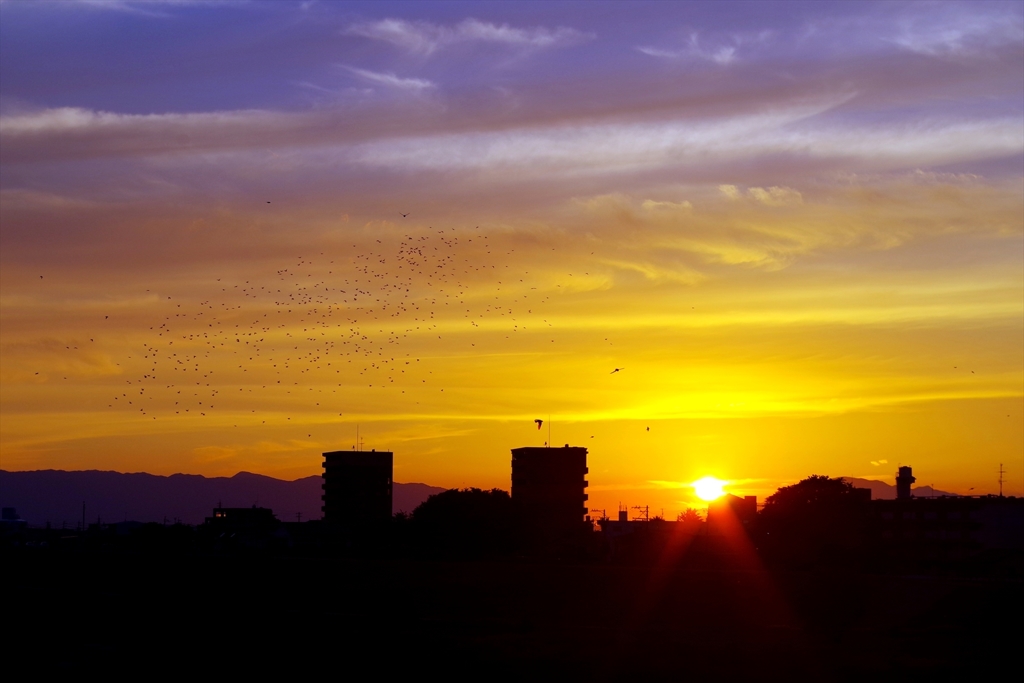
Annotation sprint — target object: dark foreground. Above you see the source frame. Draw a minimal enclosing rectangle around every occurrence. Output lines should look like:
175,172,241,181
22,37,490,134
5,549,1020,680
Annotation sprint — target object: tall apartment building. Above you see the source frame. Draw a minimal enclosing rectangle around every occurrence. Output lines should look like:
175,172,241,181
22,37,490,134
321,450,393,525
510,445,589,548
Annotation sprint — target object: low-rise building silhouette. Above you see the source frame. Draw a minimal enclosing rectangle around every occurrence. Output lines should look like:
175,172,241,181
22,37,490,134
707,494,758,534
869,466,1024,560
202,505,282,550
599,512,704,561
1,507,27,532
204,505,278,530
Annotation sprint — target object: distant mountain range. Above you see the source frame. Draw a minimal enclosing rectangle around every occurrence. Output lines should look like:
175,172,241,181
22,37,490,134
841,477,958,500
0,470,445,527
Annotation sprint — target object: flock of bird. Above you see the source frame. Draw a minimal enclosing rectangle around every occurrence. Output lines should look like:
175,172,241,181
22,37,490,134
99,217,605,434
37,212,1000,442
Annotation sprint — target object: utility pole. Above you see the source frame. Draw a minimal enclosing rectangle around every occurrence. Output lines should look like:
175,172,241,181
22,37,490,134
998,462,1006,497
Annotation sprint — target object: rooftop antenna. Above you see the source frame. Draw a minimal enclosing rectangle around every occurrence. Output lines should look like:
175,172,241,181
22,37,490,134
998,462,1006,497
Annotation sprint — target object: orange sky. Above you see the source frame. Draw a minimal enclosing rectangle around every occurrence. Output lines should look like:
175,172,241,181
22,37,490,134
1,2,1022,517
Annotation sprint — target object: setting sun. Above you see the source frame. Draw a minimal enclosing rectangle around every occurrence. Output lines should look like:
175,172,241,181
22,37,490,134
693,477,727,501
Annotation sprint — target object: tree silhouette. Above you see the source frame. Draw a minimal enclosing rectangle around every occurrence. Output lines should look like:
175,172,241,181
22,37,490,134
763,475,857,512
676,508,703,523
759,475,868,566
411,488,514,559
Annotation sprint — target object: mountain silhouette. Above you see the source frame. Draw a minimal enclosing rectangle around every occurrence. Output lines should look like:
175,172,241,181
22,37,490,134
0,469,444,526
841,476,958,500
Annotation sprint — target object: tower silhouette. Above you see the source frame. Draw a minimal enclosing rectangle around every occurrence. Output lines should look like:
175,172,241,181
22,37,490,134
511,445,589,553
896,466,916,500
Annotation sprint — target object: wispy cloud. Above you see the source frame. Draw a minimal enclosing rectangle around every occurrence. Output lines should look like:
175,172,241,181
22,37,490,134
351,105,1022,178
346,17,592,55
5,94,1021,179
796,4,1024,61
0,106,277,135
720,185,803,206
890,7,1024,58
344,66,434,91
638,30,772,65
638,42,736,65
1,0,244,17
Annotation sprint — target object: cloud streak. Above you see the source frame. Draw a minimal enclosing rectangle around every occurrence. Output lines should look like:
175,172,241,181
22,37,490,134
350,106,1022,177
344,66,434,91
346,17,591,55
0,0,244,17
637,31,762,65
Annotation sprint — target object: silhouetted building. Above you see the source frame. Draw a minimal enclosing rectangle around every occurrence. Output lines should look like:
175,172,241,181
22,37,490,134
204,506,278,530
707,494,758,534
896,466,916,500
599,515,703,562
202,505,282,550
1,507,26,525
0,507,27,535
511,445,588,552
322,450,393,525
870,496,1024,560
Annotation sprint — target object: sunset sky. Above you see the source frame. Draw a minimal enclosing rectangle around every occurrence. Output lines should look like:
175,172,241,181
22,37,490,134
1,0,1021,517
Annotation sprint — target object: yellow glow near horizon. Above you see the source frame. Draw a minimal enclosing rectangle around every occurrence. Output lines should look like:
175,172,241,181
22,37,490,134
693,477,727,501
0,123,1022,513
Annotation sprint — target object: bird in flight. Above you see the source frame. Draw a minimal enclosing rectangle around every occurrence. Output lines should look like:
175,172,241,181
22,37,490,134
400,212,409,218
534,419,543,430
610,368,624,374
